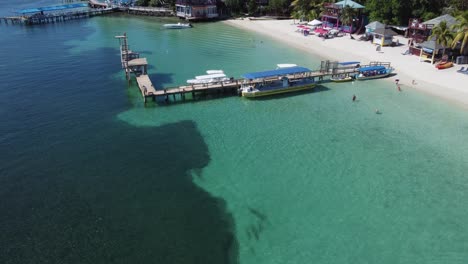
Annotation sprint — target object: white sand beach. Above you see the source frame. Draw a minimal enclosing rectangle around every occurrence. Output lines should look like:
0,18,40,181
225,19,468,107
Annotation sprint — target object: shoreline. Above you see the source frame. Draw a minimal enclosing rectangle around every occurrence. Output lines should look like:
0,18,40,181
224,19,468,109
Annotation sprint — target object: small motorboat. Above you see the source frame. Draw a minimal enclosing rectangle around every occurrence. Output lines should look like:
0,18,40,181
163,23,192,29
187,72,230,84
206,70,224,74
435,61,453,70
330,75,353,82
277,64,298,69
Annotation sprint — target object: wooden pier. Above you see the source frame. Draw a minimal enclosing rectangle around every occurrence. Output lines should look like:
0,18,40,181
0,1,174,26
115,33,392,104
0,8,114,25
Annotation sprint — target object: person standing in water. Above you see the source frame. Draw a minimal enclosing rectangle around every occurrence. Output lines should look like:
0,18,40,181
352,95,356,101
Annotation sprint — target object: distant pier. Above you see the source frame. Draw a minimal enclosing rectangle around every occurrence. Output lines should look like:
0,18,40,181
115,33,392,105
0,1,173,26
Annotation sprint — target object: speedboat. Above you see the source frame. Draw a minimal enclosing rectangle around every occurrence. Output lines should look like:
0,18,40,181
206,70,224,74
355,65,393,80
163,23,192,29
187,72,230,84
276,64,298,69
330,75,353,82
239,66,315,98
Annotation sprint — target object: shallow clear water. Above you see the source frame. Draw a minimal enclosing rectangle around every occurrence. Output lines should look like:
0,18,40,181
2,2,468,263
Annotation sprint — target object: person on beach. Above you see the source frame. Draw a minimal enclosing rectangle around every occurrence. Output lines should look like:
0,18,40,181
412,80,417,85
352,95,356,102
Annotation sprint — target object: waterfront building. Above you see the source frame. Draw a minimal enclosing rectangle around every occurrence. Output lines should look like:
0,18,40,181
176,0,218,20
321,0,365,33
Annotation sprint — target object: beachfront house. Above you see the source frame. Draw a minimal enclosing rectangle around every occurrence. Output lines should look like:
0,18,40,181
176,0,218,20
372,28,397,46
321,0,365,33
408,14,457,44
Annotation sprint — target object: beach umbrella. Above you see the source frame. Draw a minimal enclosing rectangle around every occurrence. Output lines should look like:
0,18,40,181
308,19,322,26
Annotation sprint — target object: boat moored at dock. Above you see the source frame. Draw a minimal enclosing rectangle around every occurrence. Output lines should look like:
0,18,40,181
163,23,192,29
355,65,393,80
276,64,298,69
187,72,230,84
330,75,354,82
239,66,315,98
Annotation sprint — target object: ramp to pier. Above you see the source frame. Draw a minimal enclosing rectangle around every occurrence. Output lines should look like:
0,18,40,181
136,75,157,97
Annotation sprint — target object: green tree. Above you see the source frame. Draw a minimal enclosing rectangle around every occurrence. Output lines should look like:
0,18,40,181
451,11,468,53
268,0,290,16
224,0,245,15
247,0,258,15
428,21,454,55
135,0,150,6
340,5,355,26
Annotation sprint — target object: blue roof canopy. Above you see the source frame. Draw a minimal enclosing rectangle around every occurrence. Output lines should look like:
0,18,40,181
339,61,360,65
17,3,88,14
242,66,311,79
358,66,386,72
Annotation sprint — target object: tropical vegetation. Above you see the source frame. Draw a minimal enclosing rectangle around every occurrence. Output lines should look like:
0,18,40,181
451,10,468,53
428,21,454,55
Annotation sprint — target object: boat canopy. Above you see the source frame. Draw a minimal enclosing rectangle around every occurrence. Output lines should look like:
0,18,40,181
339,61,360,65
358,66,386,72
242,66,311,79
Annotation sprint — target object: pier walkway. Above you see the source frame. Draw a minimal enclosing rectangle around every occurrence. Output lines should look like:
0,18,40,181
115,33,391,104
0,1,173,25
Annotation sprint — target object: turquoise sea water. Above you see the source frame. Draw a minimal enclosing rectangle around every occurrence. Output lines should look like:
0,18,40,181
2,2,468,263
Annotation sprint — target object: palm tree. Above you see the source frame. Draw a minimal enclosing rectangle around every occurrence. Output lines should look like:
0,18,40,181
340,5,355,27
428,21,454,56
451,11,468,54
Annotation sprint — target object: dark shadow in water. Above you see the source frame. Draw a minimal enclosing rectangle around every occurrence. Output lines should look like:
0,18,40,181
137,50,154,56
0,25,238,264
0,120,239,264
148,72,174,88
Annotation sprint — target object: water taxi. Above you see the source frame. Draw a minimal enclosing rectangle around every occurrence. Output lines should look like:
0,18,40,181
239,66,315,98
355,65,393,80
163,23,192,29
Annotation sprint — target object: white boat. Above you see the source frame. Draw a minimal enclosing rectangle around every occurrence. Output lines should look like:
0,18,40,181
276,64,298,69
195,73,227,80
163,23,192,29
206,70,224,74
187,73,230,84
